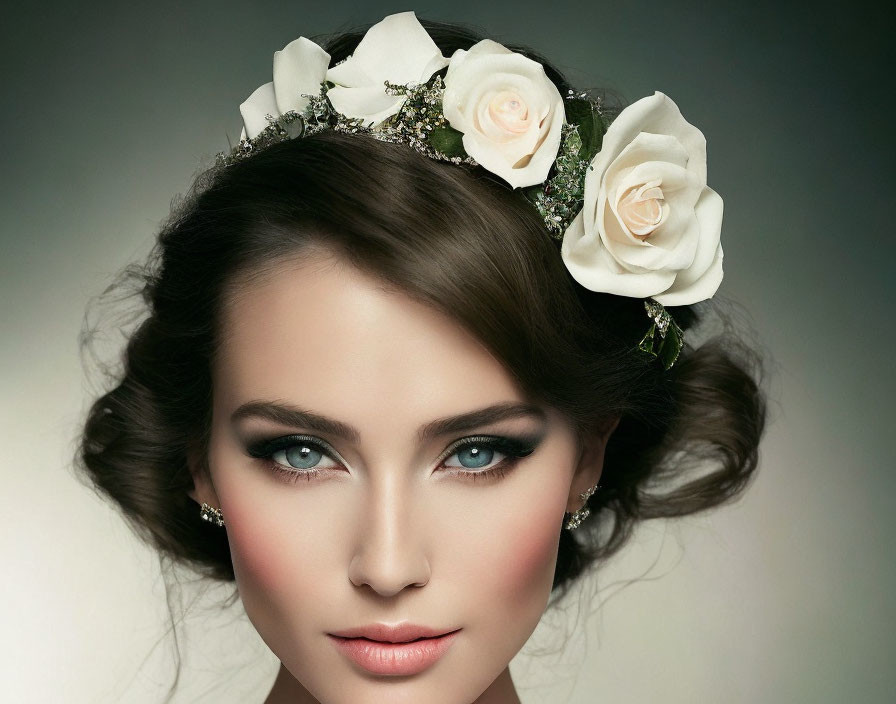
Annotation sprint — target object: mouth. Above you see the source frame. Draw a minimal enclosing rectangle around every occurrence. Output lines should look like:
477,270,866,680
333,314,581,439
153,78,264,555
328,627,461,676
329,623,461,643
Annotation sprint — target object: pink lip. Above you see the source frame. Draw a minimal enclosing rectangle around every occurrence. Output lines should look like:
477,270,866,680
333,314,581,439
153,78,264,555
330,623,457,643
328,628,460,676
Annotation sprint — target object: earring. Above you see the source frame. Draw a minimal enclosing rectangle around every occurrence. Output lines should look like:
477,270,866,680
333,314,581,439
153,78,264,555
200,502,225,527
564,483,600,531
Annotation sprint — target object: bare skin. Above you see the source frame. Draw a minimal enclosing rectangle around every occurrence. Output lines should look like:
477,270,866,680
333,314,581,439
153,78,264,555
263,662,520,704
189,250,615,704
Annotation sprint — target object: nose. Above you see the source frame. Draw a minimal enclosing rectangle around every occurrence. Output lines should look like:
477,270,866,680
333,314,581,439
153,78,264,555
347,476,431,597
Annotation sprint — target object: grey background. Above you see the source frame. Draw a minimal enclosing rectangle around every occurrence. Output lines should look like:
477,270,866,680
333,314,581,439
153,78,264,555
2,1,892,702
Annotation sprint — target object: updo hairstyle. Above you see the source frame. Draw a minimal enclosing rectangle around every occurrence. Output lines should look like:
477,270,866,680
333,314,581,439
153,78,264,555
76,18,766,600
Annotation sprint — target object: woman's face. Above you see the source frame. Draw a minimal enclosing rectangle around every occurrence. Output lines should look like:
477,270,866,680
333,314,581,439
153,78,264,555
191,251,608,704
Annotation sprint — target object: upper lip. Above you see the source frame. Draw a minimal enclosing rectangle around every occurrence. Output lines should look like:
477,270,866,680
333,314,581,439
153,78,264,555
329,623,459,643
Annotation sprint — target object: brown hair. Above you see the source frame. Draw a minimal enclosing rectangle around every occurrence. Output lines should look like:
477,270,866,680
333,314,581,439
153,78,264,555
76,16,766,695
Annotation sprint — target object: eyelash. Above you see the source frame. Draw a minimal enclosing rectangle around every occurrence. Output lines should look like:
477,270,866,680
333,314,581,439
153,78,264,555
246,433,539,485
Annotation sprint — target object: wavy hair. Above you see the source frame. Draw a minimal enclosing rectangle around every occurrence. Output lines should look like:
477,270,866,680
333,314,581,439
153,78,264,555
75,16,766,700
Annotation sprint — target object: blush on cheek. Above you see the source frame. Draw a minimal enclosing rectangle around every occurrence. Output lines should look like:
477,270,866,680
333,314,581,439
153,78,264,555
224,499,296,600
221,501,315,666
224,493,338,612
501,504,563,609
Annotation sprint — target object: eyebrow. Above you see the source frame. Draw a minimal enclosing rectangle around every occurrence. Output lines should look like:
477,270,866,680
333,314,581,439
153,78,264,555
231,400,546,443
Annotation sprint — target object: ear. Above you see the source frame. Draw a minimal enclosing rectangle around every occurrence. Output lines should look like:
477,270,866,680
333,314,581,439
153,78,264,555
566,416,620,514
185,442,221,508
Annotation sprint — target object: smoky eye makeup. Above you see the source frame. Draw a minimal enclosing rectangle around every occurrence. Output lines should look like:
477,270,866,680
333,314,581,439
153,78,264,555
246,433,346,470
240,428,546,485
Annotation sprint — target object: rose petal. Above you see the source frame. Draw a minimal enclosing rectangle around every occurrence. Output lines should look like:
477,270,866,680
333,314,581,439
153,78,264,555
565,90,720,301
477,87,535,143
324,11,447,125
619,161,702,220
326,57,373,87
654,242,723,305
604,132,689,186
589,92,708,189
464,106,563,188
455,38,515,62
561,211,676,297
272,36,330,115
443,43,563,188
468,72,545,143
330,11,446,86
603,160,703,271
447,51,551,115
488,90,531,134
420,52,451,82
327,84,407,127
616,179,666,237
652,187,724,304
239,81,279,139
602,203,698,274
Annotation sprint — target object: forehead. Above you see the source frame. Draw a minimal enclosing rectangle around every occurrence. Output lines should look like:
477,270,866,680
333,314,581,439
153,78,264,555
213,254,526,422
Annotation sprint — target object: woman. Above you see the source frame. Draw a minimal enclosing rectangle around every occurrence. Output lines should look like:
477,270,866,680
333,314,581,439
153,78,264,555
76,11,765,704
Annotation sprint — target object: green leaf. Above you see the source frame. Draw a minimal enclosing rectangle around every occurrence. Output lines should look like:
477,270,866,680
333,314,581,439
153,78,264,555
520,184,543,206
564,98,606,162
638,324,658,356
658,324,683,370
428,125,467,158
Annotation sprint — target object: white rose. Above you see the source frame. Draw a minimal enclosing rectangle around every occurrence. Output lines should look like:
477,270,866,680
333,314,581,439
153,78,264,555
325,11,449,127
560,92,724,306
239,36,331,140
442,39,565,189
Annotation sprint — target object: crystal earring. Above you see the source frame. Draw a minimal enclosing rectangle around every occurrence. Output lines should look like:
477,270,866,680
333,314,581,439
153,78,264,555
200,502,225,527
564,483,600,530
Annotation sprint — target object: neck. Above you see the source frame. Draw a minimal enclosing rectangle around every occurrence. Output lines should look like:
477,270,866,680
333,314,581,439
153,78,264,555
264,662,521,704
263,663,316,704
472,666,522,704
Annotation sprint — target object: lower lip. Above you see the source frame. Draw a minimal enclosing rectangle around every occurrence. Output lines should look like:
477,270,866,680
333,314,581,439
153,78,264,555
328,630,460,676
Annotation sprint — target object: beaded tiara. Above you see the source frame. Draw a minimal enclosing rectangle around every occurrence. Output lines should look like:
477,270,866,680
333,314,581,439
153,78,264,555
216,11,725,369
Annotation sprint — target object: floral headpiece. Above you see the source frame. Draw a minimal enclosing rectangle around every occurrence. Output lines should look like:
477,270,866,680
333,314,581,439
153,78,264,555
216,11,724,370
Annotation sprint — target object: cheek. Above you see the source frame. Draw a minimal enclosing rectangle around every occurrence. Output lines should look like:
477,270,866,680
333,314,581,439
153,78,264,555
225,499,285,595
509,511,561,587
220,484,335,612
460,473,566,622
499,500,563,608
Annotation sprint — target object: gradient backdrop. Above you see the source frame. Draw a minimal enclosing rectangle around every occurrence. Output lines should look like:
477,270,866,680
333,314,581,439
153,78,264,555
2,1,892,702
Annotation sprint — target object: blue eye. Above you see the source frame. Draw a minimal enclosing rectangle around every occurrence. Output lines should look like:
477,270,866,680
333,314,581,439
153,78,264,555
444,443,500,470
436,435,539,480
247,433,541,485
248,434,342,481
273,443,338,470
